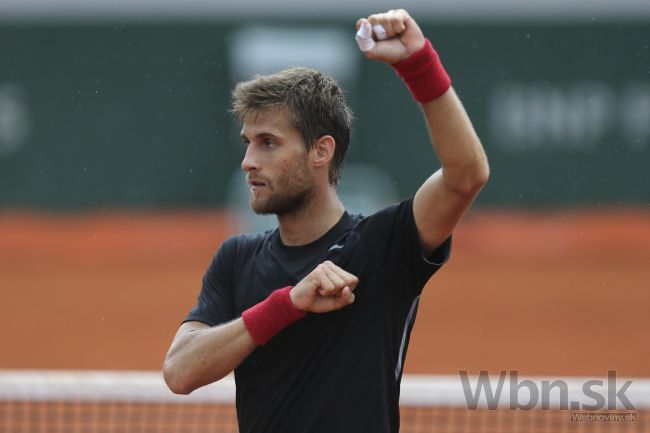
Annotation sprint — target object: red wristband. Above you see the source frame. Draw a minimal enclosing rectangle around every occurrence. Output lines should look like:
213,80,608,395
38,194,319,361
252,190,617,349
392,38,451,103
242,286,307,345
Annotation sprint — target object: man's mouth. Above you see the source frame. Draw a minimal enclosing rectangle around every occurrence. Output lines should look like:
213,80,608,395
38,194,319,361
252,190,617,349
248,178,268,189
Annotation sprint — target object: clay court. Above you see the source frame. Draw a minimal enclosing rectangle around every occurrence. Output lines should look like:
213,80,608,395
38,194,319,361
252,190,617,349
1,208,648,377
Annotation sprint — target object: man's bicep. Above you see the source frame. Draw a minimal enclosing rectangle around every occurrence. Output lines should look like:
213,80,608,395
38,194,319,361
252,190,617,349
178,320,210,334
166,320,211,360
174,321,210,343
413,169,476,254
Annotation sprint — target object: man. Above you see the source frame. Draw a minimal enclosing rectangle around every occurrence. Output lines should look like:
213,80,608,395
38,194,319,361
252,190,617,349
163,9,489,433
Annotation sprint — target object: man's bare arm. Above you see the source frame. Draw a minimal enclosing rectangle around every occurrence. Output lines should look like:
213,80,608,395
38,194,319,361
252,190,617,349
163,319,255,395
413,88,489,253
163,260,358,395
358,10,489,253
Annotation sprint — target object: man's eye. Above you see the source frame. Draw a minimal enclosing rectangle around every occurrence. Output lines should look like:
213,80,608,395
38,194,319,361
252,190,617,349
263,140,275,148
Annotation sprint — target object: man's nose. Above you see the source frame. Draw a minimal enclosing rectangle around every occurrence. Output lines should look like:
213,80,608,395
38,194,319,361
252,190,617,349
241,145,260,172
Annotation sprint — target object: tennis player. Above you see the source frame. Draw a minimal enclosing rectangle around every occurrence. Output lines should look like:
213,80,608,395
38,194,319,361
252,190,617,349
164,9,488,433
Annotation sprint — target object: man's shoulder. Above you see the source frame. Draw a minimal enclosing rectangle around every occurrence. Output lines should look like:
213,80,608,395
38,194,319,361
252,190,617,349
220,229,275,255
352,197,414,228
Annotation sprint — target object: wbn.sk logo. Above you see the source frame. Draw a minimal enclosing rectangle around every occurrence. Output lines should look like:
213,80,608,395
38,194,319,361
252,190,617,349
459,370,635,411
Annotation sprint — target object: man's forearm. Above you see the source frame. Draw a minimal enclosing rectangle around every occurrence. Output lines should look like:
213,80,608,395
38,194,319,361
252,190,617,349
420,88,489,195
164,264,357,395
380,21,488,194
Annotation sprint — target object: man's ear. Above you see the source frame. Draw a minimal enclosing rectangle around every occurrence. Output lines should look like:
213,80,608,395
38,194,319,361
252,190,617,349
311,135,336,168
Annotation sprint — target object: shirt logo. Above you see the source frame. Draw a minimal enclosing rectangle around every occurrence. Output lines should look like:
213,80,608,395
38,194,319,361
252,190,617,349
328,243,344,252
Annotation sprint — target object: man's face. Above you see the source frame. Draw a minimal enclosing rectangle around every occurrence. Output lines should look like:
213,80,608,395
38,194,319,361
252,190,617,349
240,108,315,216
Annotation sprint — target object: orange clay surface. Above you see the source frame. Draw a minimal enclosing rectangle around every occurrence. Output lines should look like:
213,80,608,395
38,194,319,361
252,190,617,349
0,208,648,377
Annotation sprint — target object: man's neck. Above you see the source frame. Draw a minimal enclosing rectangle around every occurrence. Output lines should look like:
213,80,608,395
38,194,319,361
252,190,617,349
276,186,345,246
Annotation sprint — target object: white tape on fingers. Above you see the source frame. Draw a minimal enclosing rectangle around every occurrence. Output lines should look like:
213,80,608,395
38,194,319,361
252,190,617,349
372,24,388,40
355,21,375,52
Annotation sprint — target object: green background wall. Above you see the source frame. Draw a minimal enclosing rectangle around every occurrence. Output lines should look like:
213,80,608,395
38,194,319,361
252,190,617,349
1,20,648,209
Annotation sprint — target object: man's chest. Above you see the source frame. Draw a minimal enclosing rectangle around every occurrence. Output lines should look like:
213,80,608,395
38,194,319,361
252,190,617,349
231,231,389,314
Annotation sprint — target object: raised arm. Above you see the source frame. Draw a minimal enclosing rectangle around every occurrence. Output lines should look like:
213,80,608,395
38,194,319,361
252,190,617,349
413,87,489,253
357,10,489,253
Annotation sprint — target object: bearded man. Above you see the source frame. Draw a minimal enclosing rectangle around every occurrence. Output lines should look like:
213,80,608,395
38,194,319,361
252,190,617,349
163,9,489,433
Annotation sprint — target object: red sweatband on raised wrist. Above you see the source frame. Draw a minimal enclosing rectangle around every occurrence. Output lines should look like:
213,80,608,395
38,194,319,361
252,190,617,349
392,38,451,103
242,286,307,345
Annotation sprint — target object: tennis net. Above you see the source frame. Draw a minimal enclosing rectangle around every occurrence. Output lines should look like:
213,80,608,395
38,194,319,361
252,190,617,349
1,370,648,432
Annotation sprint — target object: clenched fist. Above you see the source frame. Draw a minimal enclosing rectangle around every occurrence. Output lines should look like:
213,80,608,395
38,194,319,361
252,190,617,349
356,9,425,64
290,261,359,313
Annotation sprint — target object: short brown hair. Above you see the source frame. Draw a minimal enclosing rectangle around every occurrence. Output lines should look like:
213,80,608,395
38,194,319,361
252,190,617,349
231,67,352,186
